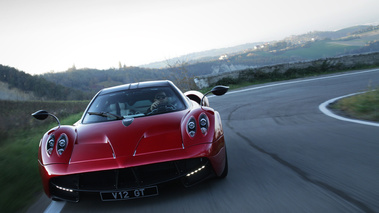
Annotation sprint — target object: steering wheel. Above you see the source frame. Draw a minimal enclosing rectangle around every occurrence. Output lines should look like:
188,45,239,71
146,104,176,115
156,104,167,112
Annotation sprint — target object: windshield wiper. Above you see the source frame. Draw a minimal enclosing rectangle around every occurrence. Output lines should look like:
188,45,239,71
88,111,123,120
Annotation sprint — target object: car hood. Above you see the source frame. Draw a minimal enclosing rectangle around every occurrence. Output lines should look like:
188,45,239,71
70,111,187,164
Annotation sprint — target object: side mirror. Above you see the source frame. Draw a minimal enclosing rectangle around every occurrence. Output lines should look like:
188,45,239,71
32,110,49,120
201,85,229,106
210,85,229,96
32,110,61,126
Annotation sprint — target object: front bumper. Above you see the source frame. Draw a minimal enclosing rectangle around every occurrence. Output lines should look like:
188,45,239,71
39,136,226,202
49,157,214,202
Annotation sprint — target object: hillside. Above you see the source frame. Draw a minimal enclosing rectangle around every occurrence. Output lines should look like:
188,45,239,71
0,81,37,101
187,25,379,75
37,25,379,95
41,64,198,95
140,42,263,69
141,25,375,69
2,25,379,97
0,65,91,100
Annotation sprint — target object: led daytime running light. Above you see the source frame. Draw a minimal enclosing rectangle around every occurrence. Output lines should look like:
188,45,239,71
186,165,206,177
56,185,74,192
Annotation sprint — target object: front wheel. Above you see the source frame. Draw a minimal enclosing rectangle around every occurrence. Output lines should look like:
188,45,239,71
218,150,228,178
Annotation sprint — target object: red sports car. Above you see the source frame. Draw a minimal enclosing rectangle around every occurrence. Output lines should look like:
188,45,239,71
32,80,228,202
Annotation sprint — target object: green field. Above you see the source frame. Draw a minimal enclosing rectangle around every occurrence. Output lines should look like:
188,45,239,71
283,40,360,59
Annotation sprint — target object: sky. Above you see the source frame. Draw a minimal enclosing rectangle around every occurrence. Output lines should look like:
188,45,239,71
1,0,379,75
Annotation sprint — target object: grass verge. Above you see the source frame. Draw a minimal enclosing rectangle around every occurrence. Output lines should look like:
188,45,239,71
332,87,379,122
0,112,83,213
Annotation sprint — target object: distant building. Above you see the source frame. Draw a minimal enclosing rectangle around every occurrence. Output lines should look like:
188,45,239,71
219,54,228,60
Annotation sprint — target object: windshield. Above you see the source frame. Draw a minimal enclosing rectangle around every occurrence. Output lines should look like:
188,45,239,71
82,86,187,124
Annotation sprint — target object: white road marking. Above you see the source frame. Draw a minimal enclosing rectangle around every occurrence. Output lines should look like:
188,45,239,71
224,68,379,95
44,201,66,213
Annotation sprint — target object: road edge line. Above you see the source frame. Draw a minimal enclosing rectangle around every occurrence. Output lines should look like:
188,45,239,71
44,201,66,213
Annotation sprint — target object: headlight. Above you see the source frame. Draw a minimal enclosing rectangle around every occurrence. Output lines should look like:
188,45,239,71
57,134,68,155
199,114,209,135
187,117,196,137
46,135,55,156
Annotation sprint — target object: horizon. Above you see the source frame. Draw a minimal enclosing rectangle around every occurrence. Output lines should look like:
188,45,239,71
1,0,379,75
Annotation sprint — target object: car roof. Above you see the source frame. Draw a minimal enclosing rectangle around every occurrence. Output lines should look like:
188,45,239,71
98,80,173,95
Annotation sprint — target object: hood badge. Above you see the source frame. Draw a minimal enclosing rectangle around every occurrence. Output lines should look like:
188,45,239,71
122,117,134,127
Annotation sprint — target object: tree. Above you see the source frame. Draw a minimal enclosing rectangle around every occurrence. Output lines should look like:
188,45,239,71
67,64,76,72
166,59,197,91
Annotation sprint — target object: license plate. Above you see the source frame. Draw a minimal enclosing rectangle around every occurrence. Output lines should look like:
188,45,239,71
100,186,158,201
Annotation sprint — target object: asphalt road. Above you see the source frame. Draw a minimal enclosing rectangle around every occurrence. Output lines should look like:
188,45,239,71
30,69,379,213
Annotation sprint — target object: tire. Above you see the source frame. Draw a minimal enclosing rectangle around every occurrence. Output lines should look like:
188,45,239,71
219,150,228,178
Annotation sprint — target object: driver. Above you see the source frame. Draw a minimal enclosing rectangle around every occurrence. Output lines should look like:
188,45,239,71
148,91,169,113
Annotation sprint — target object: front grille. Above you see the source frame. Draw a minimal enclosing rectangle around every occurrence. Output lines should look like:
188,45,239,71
50,158,212,194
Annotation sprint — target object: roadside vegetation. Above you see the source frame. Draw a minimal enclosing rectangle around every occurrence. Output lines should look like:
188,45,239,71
0,113,83,212
0,100,89,142
0,100,86,213
332,87,379,122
